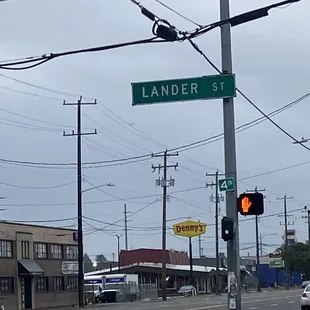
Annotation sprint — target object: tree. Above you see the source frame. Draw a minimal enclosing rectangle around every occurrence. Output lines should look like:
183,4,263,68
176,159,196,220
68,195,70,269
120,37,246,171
83,253,92,264
95,254,107,263
275,242,310,278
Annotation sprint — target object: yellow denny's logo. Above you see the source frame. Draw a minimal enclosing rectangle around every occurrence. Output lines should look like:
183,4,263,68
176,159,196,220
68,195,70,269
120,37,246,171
172,220,207,238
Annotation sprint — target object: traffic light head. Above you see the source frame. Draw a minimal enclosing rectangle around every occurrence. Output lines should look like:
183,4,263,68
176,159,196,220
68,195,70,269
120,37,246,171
221,217,234,242
238,192,264,216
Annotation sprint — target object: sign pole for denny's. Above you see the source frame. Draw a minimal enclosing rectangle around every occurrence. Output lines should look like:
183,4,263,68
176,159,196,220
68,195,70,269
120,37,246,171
172,220,207,287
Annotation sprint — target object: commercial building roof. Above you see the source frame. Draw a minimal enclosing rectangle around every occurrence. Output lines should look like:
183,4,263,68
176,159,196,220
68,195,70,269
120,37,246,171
85,262,226,276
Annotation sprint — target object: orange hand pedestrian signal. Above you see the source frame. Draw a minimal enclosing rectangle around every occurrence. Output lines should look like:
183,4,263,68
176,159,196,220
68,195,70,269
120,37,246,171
238,193,264,216
241,196,252,213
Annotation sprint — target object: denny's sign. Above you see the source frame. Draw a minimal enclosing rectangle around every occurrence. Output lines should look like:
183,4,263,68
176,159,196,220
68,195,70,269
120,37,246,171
172,220,207,238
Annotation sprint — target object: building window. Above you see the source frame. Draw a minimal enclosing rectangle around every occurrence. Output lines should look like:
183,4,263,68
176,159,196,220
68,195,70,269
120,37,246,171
67,276,78,290
21,241,30,259
36,277,48,291
34,243,47,259
0,277,14,293
52,277,64,291
66,245,78,260
0,241,12,258
51,244,63,259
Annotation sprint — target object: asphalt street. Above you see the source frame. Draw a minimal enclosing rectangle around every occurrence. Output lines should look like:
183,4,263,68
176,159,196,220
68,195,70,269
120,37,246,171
89,289,302,310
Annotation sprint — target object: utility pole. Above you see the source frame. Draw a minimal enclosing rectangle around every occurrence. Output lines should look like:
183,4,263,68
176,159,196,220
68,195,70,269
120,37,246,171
246,187,265,293
302,206,310,265
116,234,122,271
123,203,132,251
63,96,97,308
277,195,293,290
152,150,178,301
260,234,263,256
198,234,202,258
206,170,225,295
220,0,241,308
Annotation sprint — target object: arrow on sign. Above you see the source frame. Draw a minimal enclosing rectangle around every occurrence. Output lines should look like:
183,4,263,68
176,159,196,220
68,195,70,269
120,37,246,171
241,197,252,213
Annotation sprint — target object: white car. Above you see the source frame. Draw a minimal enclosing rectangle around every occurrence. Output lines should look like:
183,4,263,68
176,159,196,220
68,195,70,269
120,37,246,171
300,285,310,310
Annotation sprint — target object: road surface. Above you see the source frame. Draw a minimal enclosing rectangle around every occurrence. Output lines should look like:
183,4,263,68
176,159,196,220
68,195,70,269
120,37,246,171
88,289,302,310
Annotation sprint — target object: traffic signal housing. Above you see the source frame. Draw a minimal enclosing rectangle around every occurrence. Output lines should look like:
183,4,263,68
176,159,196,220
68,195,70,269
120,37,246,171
221,217,234,242
238,192,264,216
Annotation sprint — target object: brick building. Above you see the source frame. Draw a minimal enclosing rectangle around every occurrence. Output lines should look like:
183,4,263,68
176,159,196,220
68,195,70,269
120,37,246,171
0,221,78,310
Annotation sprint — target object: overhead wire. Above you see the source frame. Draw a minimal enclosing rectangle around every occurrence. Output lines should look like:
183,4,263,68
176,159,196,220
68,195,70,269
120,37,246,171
0,2,307,201
152,0,202,27
187,39,310,153
0,37,166,70
0,180,76,190
0,85,307,169
0,186,204,208
83,198,160,236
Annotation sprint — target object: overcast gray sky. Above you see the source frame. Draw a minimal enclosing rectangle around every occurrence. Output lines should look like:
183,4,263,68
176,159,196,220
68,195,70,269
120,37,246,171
0,0,309,262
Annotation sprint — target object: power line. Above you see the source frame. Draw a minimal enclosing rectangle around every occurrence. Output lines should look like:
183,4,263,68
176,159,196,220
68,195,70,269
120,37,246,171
0,70,308,168
187,39,310,153
2,217,77,223
0,186,204,208
0,89,307,168
152,0,202,27
0,180,76,190
0,37,164,70
83,199,160,237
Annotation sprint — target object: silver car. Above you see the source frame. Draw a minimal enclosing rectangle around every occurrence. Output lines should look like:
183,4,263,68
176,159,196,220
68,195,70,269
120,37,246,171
300,285,310,310
302,281,310,289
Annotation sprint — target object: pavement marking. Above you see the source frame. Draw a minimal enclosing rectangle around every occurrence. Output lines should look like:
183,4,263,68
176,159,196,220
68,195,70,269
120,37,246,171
288,301,295,303
186,295,300,310
249,307,258,309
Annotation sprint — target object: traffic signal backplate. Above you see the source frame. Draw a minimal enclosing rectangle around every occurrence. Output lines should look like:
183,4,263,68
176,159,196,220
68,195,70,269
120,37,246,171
238,192,264,216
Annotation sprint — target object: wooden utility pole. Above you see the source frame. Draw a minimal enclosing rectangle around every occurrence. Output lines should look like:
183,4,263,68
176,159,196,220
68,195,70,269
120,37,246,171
152,150,178,301
63,96,97,308
277,194,293,290
246,187,265,293
206,170,225,295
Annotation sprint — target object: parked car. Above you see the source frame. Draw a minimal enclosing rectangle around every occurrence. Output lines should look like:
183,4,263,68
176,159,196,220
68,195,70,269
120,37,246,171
300,284,310,310
302,281,310,289
178,285,197,297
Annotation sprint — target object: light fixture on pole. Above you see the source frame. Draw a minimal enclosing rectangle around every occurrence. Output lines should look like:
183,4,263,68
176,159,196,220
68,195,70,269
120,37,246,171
116,235,122,271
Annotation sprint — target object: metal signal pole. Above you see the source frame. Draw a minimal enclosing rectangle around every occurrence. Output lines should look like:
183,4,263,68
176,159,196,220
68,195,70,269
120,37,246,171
63,96,97,307
219,0,241,308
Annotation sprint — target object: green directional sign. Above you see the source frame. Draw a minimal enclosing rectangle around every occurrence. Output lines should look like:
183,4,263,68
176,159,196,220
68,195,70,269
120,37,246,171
269,260,285,269
131,74,236,106
219,177,235,192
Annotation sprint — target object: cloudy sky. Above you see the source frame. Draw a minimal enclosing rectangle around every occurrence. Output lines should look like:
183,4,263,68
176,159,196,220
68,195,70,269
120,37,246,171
0,0,309,263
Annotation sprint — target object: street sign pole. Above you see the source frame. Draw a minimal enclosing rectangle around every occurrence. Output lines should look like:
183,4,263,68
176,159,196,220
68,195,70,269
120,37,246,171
220,0,241,310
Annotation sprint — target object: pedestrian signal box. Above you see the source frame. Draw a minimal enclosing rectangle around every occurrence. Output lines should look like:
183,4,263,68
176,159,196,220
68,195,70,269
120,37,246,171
238,192,264,216
221,217,234,241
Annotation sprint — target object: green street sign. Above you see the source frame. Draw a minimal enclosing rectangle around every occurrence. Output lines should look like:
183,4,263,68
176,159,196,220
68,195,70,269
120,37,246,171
131,74,236,106
219,177,235,192
269,260,285,269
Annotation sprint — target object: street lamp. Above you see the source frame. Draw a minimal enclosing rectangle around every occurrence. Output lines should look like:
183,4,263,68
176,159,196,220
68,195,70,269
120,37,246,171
292,137,309,144
116,234,122,271
82,183,115,194
92,260,98,270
